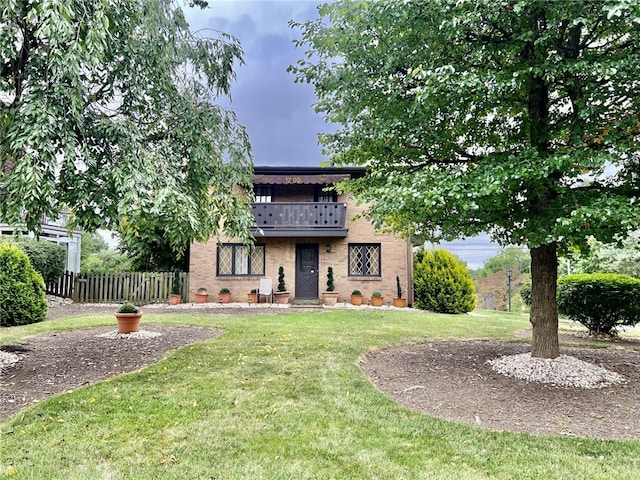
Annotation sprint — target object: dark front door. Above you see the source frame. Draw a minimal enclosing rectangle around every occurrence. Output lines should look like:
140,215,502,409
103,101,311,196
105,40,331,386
295,244,319,299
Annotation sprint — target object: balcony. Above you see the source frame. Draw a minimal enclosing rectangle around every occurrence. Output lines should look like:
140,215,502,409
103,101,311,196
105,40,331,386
251,202,348,238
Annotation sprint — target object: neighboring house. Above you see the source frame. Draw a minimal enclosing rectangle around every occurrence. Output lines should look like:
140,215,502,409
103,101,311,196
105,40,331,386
189,166,413,305
0,213,82,273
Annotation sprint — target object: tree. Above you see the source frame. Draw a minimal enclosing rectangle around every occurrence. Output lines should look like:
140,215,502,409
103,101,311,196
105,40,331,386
80,233,110,265
291,1,640,358
1,0,255,255
475,247,531,278
563,232,640,278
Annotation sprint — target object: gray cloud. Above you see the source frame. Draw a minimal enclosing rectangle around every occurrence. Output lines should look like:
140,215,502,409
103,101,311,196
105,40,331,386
186,2,326,166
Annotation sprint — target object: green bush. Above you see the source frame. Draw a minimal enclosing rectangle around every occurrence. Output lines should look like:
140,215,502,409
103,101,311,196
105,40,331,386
520,282,532,307
0,243,48,327
414,249,476,313
557,273,640,335
13,238,66,284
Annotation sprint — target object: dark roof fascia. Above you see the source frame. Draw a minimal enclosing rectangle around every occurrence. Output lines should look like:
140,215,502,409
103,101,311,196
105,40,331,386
253,166,366,179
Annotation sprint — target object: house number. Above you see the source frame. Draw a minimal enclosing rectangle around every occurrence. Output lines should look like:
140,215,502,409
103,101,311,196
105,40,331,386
285,176,302,184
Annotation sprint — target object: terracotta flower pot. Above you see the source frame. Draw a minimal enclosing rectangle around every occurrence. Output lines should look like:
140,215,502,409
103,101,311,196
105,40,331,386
169,294,182,305
114,312,142,334
273,291,290,304
218,292,231,304
393,297,406,308
323,291,339,305
350,294,363,306
248,292,258,304
195,293,209,303
371,296,384,307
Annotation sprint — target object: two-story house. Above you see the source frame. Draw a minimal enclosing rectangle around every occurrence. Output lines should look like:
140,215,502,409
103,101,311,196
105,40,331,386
189,166,413,305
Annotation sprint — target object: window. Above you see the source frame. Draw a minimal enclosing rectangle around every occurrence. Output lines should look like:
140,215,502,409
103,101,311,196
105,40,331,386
315,185,338,202
254,185,273,203
218,244,265,276
348,243,381,276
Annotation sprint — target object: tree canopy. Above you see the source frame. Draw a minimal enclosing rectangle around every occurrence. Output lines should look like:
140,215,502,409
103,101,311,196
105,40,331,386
291,0,640,358
1,0,254,253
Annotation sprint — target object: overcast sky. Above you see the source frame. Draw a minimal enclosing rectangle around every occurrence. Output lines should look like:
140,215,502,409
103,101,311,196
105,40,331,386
185,1,328,167
182,1,501,269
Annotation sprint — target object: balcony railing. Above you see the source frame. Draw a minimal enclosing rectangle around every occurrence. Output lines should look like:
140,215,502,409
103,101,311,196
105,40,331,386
251,202,348,237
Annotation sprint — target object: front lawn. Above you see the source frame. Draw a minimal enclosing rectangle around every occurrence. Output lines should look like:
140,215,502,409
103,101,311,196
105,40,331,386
1,309,639,479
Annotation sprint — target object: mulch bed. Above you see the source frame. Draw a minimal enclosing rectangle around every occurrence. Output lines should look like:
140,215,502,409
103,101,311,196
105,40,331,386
360,338,640,439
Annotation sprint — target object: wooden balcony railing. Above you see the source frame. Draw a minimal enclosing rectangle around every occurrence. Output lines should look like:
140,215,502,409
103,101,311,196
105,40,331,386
251,202,348,237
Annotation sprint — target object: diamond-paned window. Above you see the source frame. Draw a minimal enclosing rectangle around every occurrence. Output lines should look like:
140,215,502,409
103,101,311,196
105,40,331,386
348,243,381,276
217,244,265,276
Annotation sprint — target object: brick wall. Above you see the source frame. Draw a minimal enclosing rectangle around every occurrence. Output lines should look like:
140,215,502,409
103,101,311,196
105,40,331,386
189,190,413,304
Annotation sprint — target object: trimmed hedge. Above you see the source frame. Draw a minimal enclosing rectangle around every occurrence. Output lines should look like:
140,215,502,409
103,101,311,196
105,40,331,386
414,249,476,313
0,243,48,327
557,273,640,335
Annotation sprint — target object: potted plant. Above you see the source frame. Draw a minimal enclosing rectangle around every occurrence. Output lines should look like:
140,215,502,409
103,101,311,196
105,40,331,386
371,291,384,307
248,288,258,304
350,289,363,306
322,266,339,305
393,276,406,308
218,287,231,304
195,287,209,304
273,266,290,304
114,301,142,333
169,270,182,305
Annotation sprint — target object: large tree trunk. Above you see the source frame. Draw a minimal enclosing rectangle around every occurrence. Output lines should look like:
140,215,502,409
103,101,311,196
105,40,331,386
529,243,559,358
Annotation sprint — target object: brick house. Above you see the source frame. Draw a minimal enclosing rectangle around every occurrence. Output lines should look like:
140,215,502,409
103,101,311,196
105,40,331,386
188,166,413,305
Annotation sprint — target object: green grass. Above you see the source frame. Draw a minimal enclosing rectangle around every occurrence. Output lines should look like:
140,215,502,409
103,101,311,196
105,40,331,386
1,309,639,479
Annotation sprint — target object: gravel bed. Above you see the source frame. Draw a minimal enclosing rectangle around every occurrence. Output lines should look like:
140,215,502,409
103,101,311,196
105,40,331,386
487,352,627,388
96,330,163,339
0,351,19,374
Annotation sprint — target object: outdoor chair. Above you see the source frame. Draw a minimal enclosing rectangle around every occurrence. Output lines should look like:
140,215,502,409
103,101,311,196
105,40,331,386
258,278,273,304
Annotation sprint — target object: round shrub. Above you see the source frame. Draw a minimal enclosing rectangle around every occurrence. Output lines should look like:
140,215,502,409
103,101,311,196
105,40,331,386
414,249,476,313
520,282,532,307
14,238,66,284
557,273,640,335
0,243,48,327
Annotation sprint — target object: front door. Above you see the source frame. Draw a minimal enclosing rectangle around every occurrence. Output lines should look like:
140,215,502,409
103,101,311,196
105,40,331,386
295,244,319,299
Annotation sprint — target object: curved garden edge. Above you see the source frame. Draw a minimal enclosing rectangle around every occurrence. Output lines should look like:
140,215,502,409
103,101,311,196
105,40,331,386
359,337,640,440
0,325,222,422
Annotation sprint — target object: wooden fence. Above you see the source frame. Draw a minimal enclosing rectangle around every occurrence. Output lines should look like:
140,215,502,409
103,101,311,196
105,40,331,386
46,271,76,298
47,271,189,305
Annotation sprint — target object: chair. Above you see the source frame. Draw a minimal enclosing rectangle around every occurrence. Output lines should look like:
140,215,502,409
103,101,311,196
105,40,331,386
258,278,273,304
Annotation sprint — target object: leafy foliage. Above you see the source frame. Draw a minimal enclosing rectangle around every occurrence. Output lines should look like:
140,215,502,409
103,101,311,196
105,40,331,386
0,243,47,326
396,275,402,299
1,0,254,253
557,273,640,335
562,233,640,278
120,230,189,272
475,248,531,278
81,250,133,274
520,282,532,307
11,238,66,284
291,1,640,357
414,249,476,314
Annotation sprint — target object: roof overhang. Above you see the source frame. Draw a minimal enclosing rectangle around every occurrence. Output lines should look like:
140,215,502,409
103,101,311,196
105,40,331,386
250,228,348,238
